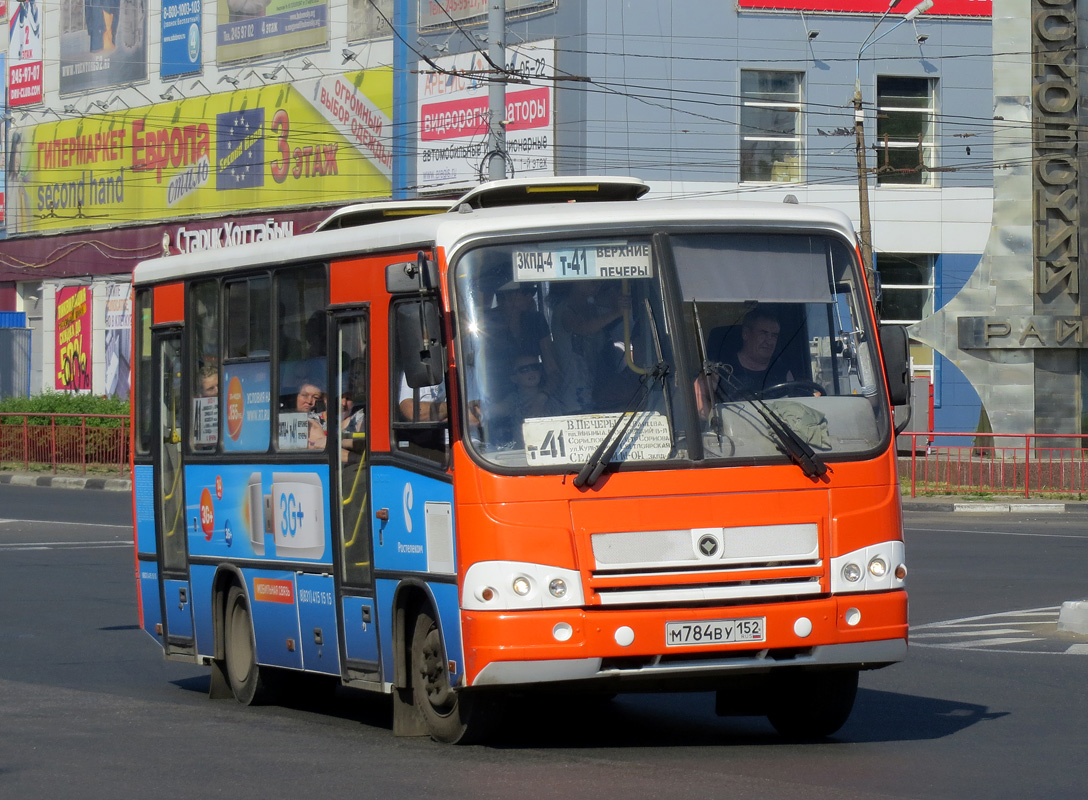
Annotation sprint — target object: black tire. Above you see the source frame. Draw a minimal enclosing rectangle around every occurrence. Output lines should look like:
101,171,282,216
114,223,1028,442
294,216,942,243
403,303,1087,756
766,669,858,739
224,585,271,706
410,608,495,744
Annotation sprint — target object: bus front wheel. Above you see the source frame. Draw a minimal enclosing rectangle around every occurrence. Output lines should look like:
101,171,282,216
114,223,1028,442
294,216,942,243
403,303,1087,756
410,608,494,744
765,668,858,739
224,585,270,706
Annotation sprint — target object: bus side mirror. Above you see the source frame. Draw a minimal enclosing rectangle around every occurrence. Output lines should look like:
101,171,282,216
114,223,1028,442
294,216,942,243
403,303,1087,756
395,299,445,388
386,251,438,294
880,325,910,407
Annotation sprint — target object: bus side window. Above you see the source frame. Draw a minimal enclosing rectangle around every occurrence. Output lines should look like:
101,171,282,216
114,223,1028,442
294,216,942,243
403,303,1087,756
190,280,219,452
134,288,153,456
390,298,449,467
275,267,328,451
221,275,272,454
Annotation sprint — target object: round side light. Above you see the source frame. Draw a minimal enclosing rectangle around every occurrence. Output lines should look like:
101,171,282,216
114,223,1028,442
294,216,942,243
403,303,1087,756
614,626,635,647
549,578,568,598
842,562,863,583
553,622,574,642
868,557,888,578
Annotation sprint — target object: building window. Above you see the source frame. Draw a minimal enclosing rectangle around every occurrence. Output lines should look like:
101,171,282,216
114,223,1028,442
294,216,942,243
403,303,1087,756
740,71,802,183
876,253,934,324
876,76,936,185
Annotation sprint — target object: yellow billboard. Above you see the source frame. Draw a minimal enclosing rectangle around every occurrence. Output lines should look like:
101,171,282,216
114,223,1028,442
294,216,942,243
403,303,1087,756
7,67,392,235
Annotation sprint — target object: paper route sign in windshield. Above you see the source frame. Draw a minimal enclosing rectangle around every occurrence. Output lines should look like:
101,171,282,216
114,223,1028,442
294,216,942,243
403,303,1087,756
513,242,653,281
523,411,672,466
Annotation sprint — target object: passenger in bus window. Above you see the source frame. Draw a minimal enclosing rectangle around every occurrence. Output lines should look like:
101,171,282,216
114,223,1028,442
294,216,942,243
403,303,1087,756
294,379,325,414
398,374,447,422
334,388,367,462
296,378,328,450
550,280,630,412
484,281,558,395
490,353,560,446
710,307,792,398
199,366,219,398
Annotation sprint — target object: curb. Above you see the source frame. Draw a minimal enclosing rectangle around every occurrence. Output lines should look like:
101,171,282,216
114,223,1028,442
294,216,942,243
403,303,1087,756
903,499,1088,514
0,473,131,492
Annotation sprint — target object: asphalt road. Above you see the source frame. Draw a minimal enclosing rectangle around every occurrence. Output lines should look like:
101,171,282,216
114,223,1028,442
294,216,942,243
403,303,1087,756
1,486,1086,800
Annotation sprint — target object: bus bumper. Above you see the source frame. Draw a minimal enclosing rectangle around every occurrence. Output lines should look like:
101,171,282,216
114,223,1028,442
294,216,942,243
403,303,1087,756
465,590,907,688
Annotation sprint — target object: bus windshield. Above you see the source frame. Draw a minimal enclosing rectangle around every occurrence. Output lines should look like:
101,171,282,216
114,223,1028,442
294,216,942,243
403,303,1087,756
453,231,888,472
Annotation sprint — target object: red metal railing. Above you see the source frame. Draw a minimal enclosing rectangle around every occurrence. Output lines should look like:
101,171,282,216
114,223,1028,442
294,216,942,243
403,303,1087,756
0,413,129,476
901,431,1088,498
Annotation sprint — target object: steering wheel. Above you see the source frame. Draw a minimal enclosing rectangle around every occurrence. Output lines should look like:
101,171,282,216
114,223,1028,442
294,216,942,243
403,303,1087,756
761,380,827,399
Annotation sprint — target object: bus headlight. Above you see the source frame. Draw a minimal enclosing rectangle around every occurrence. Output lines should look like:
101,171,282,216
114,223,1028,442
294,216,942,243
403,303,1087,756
464,561,585,610
831,542,906,593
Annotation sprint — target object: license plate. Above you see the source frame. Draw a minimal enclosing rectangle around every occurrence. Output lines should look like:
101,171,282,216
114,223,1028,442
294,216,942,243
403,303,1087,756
665,617,766,647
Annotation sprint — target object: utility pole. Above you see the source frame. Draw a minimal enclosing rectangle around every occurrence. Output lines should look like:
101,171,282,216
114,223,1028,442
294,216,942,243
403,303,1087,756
853,0,934,308
486,0,507,181
854,87,876,307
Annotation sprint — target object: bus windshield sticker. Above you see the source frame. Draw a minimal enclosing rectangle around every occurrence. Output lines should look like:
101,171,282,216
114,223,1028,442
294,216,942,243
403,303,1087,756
192,397,219,445
278,412,311,450
513,243,653,282
522,411,672,466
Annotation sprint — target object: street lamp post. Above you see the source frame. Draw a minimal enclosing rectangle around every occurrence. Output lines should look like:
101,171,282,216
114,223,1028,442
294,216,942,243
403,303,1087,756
854,0,934,306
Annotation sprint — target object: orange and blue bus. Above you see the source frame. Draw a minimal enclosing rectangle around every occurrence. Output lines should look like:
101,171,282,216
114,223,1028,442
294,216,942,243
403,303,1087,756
132,179,910,743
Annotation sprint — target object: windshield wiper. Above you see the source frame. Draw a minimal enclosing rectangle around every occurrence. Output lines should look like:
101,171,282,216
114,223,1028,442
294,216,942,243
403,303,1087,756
574,360,670,489
704,361,828,480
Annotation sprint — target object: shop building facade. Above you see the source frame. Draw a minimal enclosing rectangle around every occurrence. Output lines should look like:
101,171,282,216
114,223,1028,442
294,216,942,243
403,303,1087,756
0,0,1014,435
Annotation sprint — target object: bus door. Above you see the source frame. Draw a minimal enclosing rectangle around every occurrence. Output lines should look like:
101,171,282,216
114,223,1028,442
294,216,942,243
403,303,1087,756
332,311,380,682
153,329,195,656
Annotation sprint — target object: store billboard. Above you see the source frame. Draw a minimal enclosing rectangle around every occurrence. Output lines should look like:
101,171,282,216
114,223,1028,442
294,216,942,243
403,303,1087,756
55,285,92,391
8,0,43,107
104,282,132,399
416,40,554,192
217,0,327,64
348,0,391,41
162,0,202,77
8,68,392,235
418,0,553,29
737,0,989,15
59,0,148,94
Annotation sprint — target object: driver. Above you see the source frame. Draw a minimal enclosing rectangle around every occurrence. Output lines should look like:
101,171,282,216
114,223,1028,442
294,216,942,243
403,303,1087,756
714,307,792,398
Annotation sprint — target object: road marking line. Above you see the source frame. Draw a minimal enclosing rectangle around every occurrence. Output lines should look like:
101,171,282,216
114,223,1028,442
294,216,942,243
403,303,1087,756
911,643,1082,656
912,607,1059,630
0,519,131,529
2,544,130,551
943,637,1038,648
925,620,1054,629
905,527,1088,540
911,628,1028,639
0,541,129,548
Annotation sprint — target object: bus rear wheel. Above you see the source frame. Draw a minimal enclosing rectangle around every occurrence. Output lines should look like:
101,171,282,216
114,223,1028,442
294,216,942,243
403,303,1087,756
224,585,270,706
766,668,858,739
410,609,494,744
